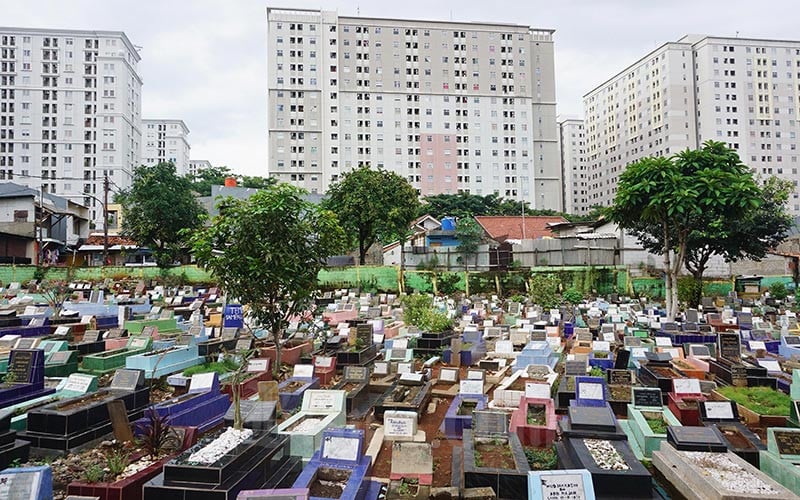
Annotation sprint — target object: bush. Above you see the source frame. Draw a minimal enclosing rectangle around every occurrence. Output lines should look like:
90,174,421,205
562,287,583,304
529,274,560,309
401,293,433,326
677,276,701,305
770,282,789,300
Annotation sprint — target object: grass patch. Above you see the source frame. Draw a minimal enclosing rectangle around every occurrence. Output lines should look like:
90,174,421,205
644,416,668,434
716,386,791,416
524,446,558,470
183,358,239,377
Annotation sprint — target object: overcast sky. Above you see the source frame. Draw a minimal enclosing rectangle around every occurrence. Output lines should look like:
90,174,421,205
6,1,800,176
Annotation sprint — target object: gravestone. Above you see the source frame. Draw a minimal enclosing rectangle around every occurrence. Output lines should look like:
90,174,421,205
257,381,280,406
439,367,459,383
384,410,418,441
528,469,595,500
82,330,101,343
473,410,509,436
613,349,631,369
110,368,145,392
0,465,53,500
224,400,277,430
7,350,35,384
107,399,133,442
689,344,711,358
667,425,727,452
567,405,617,433
608,369,632,386
718,332,742,362
632,387,662,408
565,359,587,376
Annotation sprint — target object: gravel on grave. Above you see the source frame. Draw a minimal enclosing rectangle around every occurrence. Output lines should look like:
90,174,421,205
187,427,253,464
584,439,629,471
680,451,779,495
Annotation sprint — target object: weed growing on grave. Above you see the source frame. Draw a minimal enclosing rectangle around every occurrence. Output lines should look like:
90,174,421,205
136,407,180,459
524,446,557,470
82,464,105,483
589,366,604,378
8,458,22,468
107,448,130,476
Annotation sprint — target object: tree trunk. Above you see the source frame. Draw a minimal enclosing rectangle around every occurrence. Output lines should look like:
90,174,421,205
359,239,366,266
691,271,703,309
272,324,282,377
662,223,673,319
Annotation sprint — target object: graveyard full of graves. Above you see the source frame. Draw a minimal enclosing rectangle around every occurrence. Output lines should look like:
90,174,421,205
1,279,800,499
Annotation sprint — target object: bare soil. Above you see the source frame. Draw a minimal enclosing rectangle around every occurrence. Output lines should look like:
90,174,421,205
55,391,112,411
718,425,756,449
652,367,682,378
474,441,516,469
308,467,351,498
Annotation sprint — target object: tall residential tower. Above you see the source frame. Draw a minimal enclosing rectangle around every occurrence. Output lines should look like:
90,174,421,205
0,28,142,227
266,8,561,209
584,35,800,213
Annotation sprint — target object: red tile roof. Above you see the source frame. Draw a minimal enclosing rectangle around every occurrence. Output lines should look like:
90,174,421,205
474,216,567,242
84,235,138,246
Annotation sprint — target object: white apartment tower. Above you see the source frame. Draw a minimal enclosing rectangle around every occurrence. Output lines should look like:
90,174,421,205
187,159,212,177
0,28,142,227
584,35,800,214
557,117,588,215
141,119,190,175
266,8,561,209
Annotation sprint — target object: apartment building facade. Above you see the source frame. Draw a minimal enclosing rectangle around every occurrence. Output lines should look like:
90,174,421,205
558,117,589,215
188,159,212,177
0,28,142,228
141,119,190,175
266,8,562,210
584,35,800,214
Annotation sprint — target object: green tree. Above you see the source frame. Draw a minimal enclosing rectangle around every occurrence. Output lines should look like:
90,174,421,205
324,166,420,265
121,162,203,268
455,217,483,271
239,175,277,190
187,165,233,196
683,176,793,306
187,183,347,374
608,141,761,319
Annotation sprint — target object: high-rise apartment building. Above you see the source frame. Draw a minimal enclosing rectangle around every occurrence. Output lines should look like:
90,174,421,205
0,28,142,227
188,159,212,177
266,8,561,209
557,117,588,215
584,35,800,214
141,119,190,175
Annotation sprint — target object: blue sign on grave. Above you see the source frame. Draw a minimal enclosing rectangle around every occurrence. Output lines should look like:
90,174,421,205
0,465,53,500
223,304,244,328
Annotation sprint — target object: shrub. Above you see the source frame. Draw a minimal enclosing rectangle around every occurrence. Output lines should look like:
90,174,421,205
770,282,789,300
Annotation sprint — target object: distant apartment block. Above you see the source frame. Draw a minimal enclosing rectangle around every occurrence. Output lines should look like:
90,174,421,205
141,119,190,175
558,117,589,215
0,27,142,227
187,159,212,177
266,8,562,210
584,35,800,214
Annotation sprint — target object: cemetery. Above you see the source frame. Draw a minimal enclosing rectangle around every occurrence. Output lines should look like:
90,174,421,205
3,275,800,500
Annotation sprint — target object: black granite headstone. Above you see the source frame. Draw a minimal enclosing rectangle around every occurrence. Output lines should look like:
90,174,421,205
667,425,727,452
7,350,34,383
632,387,662,408
607,369,632,386
718,333,742,361
614,349,631,369
773,430,800,456
82,330,101,343
567,405,617,433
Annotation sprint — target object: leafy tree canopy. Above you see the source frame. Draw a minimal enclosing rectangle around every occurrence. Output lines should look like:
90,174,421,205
120,162,204,267
607,141,762,318
188,183,347,372
455,217,484,270
324,166,420,264
418,192,593,221
186,165,276,196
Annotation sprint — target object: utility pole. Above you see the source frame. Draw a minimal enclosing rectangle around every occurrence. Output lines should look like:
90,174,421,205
103,174,109,266
38,185,43,265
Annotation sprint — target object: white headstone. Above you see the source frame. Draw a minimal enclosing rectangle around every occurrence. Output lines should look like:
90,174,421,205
459,379,484,395
384,410,418,440
525,382,551,399
63,373,94,394
592,341,610,352
704,401,736,420
189,372,216,393
293,364,314,378
322,435,359,462
673,378,701,394
655,337,673,347
495,340,514,354
247,359,269,373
